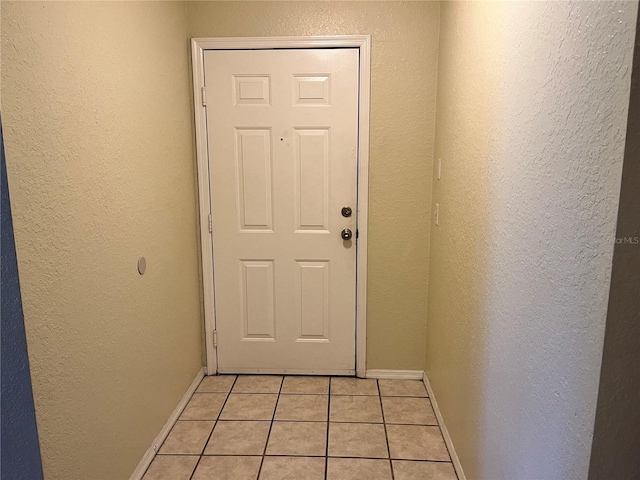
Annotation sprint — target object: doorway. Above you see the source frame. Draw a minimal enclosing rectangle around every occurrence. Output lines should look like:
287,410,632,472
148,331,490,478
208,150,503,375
191,36,371,376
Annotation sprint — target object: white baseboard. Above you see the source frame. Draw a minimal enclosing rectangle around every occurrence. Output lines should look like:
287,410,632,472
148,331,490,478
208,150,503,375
130,367,206,480
423,372,466,480
365,369,424,380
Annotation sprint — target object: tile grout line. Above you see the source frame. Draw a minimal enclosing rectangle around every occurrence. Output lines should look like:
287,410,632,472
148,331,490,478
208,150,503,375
255,376,284,479
152,452,455,463
377,379,395,480
188,375,239,480
179,419,437,426
324,377,332,480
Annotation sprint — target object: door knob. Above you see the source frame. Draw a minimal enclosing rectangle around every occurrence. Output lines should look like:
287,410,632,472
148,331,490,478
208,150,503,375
341,228,353,240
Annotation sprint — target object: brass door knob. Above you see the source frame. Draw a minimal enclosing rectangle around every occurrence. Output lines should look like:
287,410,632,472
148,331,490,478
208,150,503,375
341,228,353,240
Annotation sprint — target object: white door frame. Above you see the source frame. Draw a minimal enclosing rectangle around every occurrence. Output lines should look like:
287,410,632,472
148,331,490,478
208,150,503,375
191,36,371,378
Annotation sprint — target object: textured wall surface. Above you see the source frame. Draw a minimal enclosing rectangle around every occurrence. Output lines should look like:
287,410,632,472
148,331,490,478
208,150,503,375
426,2,637,479
589,7,640,479
188,1,440,370
1,3,203,479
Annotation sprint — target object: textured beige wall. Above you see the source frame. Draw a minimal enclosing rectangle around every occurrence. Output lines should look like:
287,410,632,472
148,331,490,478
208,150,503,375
427,2,637,479
1,2,203,479
188,1,440,370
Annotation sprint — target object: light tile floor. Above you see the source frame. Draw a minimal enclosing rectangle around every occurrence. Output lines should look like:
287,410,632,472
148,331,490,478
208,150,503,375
143,376,458,480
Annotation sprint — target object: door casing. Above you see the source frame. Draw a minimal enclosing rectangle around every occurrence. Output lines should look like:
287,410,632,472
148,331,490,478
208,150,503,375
191,36,371,377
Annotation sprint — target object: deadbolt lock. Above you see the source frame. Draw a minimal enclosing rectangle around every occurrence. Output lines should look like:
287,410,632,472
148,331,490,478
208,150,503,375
341,206,353,218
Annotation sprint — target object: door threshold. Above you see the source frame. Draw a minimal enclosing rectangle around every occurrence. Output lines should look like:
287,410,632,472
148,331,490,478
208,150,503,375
217,368,356,376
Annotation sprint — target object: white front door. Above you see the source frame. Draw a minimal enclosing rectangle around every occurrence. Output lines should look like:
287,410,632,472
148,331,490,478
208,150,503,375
204,48,359,374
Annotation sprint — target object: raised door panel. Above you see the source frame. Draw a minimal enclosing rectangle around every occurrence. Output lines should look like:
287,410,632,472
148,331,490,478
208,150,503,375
235,129,273,231
294,129,330,232
295,261,330,342
240,260,276,340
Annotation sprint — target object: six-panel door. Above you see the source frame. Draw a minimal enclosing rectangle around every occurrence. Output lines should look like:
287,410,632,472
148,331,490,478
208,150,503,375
204,49,359,374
